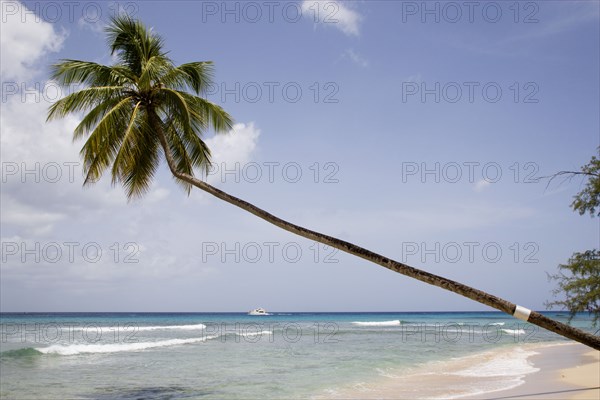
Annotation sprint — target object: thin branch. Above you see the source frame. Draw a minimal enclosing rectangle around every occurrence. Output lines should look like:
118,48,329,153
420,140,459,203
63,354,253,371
534,171,599,191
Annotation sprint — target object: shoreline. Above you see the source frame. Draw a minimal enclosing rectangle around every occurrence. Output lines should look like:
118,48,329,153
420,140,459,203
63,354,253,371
463,342,599,400
320,342,599,399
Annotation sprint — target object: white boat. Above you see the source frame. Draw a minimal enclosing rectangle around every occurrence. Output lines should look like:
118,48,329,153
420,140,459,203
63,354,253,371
248,308,269,316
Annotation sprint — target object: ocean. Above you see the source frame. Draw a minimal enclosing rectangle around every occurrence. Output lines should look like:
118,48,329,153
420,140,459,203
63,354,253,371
0,311,596,399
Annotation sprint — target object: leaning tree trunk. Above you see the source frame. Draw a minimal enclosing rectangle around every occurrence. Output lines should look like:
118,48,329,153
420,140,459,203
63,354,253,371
153,123,600,350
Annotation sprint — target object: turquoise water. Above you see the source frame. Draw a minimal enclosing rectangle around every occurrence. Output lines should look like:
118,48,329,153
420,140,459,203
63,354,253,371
0,312,596,399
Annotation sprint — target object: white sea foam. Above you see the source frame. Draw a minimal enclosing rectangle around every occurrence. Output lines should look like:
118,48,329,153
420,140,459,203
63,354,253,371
325,346,543,400
135,323,207,331
428,347,541,399
236,330,273,338
450,348,539,378
351,320,401,327
68,323,207,332
375,367,400,378
37,335,219,355
502,328,526,335
424,348,539,399
490,322,505,326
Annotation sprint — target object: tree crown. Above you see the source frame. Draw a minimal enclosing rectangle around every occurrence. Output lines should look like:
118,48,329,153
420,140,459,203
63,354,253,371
47,16,233,199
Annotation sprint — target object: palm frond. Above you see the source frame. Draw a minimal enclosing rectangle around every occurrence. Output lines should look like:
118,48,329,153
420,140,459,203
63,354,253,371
50,60,135,87
189,95,233,133
114,114,161,199
181,125,213,171
72,95,129,140
158,88,195,134
106,16,165,75
160,62,214,95
173,91,233,133
138,55,173,91
47,86,127,122
158,117,195,194
79,96,135,185
165,115,212,172
111,101,143,185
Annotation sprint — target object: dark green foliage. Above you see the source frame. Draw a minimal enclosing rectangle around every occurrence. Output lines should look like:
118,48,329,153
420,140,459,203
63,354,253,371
547,250,600,327
547,148,600,327
571,152,600,217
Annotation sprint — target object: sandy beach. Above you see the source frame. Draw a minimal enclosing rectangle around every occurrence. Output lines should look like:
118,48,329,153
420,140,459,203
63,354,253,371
469,343,599,400
323,342,599,399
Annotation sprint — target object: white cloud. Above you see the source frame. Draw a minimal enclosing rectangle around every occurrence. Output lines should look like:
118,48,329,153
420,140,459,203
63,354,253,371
0,1,263,310
146,186,170,203
301,0,362,37
0,92,80,163
0,87,129,235
474,179,491,192
0,1,127,237
0,4,260,236
344,49,369,68
0,0,66,81
77,17,105,34
0,195,65,235
204,122,261,182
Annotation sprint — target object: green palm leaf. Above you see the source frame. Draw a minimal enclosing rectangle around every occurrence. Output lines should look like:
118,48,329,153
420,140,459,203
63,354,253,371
48,15,232,199
161,62,214,94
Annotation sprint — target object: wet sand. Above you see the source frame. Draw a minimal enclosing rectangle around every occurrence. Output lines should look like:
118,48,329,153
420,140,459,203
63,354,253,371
322,342,599,399
462,343,599,399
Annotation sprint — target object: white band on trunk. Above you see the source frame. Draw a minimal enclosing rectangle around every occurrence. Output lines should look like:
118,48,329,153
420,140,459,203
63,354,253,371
513,305,531,321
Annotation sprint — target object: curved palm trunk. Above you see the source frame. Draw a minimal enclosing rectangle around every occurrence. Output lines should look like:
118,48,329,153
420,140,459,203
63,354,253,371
152,118,600,350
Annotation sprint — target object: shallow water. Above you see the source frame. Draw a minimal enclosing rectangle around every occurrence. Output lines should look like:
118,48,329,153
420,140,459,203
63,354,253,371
0,312,595,399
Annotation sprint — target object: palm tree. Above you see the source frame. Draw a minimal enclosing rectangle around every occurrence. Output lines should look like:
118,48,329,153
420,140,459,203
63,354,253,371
48,16,599,350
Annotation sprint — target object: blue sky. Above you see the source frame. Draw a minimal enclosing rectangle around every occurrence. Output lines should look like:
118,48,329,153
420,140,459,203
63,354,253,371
1,0,598,312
